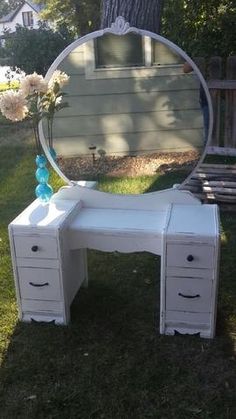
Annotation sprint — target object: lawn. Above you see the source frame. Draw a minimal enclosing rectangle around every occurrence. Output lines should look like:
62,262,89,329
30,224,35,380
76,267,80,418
0,125,236,419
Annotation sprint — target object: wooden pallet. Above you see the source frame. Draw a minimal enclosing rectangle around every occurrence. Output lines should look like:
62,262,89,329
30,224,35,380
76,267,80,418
182,163,236,211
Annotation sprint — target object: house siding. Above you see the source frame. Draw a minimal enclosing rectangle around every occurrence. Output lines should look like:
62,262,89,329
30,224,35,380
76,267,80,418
0,3,42,36
44,40,204,157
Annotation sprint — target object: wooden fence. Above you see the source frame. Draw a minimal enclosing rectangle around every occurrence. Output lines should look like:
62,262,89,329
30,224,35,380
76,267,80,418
182,56,236,209
195,55,236,154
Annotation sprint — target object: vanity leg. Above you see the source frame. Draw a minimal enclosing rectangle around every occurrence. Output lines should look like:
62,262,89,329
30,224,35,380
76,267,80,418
82,248,89,288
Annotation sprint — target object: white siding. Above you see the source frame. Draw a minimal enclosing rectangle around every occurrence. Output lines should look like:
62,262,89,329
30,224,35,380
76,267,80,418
0,3,43,36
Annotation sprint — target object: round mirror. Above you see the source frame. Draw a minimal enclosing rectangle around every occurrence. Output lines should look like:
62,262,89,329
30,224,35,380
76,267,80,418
39,21,212,193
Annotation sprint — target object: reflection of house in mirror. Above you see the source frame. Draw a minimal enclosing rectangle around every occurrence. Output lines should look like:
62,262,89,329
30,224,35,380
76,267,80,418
47,34,204,157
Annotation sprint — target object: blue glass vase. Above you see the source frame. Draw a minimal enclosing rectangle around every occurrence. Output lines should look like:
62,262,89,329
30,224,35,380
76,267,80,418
49,147,57,161
35,155,53,202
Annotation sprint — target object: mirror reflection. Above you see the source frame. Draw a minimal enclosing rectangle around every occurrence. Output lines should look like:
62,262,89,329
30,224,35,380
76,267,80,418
43,33,206,191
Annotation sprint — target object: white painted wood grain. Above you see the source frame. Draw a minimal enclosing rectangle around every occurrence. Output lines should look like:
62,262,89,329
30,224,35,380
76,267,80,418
18,268,62,301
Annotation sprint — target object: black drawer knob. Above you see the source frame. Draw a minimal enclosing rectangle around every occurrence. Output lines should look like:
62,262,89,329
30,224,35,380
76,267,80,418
187,254,194,262
31,245,39,252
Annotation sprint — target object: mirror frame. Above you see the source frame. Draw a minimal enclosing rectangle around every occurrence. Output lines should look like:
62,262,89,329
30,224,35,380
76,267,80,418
39,16,213,188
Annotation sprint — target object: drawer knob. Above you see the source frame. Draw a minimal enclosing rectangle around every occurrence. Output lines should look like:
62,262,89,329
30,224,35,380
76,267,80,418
31,245,39,252
187,254,194,262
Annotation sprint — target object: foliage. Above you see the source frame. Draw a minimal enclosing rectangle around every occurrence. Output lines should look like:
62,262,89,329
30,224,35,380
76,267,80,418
161,0,236,58
3,24,71,75
0,71,69,153
36,0,235,57
0,2,9,18
0,0,24,18
35,0,101,36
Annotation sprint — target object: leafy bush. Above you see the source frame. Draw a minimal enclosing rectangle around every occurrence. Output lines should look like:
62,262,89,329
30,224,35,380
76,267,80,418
162,0,236,58
4,23,72,75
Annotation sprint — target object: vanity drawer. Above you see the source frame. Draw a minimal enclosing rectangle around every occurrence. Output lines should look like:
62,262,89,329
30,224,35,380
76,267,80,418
166,244,215,269
18,267,62,301
166,277,212,312
14,236,58,259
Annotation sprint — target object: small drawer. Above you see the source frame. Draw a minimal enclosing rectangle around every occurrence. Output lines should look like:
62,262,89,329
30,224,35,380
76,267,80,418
14,236,58,259
18,267,62,301
166,277,212,312
166,244,215,269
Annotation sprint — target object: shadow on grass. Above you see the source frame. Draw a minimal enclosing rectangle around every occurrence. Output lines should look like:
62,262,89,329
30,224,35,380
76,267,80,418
1,146,236,418
0,251,236,419
144,169,188,193
216,213,236,337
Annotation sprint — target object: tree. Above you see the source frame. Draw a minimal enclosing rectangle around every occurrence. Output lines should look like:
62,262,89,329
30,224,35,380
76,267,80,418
34,0,235,57
162,0,236,58
0,1,24,18
36,0,101,36
101,0,164,32
4,24,71,75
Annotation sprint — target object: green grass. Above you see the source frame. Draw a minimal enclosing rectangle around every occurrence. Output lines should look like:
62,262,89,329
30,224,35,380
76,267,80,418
0,136,236,418
0,80,19,92
97,170,187,194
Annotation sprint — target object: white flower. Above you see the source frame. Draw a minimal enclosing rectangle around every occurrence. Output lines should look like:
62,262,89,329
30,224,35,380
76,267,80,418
0,90,28,121
48,70,70,89
55,96,62,106
20,72,48,96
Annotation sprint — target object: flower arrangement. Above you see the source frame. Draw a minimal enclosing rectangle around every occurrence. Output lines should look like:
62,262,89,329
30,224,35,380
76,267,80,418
0,70,69,202
0,70,69,154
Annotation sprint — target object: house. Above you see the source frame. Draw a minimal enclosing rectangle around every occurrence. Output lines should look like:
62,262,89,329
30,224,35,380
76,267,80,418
0,1,46,41
48,36,203,157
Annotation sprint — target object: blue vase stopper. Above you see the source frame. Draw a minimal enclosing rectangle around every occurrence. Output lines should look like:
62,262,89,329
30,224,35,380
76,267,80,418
35,155,53,202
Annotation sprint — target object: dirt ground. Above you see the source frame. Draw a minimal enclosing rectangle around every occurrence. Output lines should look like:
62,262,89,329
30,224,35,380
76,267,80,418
58,150,200,179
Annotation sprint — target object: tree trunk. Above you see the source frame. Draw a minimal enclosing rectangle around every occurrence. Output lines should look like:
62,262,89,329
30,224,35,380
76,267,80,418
101,0,164,33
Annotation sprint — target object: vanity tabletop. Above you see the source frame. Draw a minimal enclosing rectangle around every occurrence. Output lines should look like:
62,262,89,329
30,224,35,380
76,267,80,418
166,204,220,239
9,198,79,231
69,207,168,237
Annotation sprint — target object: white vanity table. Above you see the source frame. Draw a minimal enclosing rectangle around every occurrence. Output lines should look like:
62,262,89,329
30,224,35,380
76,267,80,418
8,18,220,338
9,186,220,338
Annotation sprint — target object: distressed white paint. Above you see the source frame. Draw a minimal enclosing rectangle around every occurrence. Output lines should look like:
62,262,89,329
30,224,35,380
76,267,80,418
160,203,220,338
8,19,220,338
9,187,220,338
